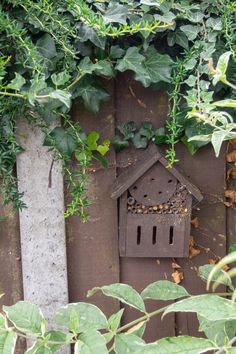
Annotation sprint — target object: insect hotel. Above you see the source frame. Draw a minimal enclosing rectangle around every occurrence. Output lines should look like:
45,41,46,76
111,145,203,258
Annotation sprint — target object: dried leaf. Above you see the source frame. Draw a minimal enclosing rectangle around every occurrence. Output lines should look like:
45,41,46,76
172,271,184,284
226,150,236,162
224,201,232,207
191,217,199,228
227,168,236,180
225,190,236,203
172,262,181,269
208,258,217,265
222,264,230,272
189,247,201,259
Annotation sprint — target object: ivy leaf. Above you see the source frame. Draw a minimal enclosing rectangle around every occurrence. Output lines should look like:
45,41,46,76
55,303,108,333
103,3,128,24
3,301,45,336
116,47,145,76
153,128,167,145
75,78,110,114
117,121,136,139
180,25,201,41
139,122,154,139
28,76,47,105
168,30,189,50
7,73,25,91
78,57,102,75
45,127,77,157
206,17,222,31
95,60,115,77
75,330,108,354
112,135,129,152
87,131,100,150
48,90,72,109
88,284,146,313
110,45,125,59
97,140,110,156
141,281,190,301
51,71,71,87
77,23,106,49
0,330,17,354
132,133,148,149
37,34,57,59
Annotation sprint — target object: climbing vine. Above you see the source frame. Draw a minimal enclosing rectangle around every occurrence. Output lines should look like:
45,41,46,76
0,0,236,220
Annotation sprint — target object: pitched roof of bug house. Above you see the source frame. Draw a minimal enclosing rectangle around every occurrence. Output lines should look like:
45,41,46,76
111,144,203,202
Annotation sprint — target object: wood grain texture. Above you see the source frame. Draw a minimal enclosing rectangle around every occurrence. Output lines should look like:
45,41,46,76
66,82,120,317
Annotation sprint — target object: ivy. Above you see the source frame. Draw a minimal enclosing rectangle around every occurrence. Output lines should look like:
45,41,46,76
0,0,236,220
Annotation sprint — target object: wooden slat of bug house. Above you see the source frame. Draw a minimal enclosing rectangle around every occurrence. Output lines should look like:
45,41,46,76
115,74,175,341
66,81,120,316
174,144,227,336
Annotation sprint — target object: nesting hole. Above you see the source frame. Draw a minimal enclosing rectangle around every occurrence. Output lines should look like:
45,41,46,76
169,226,174,245
152,227,157,245
168,179,173,183
137,226,141,245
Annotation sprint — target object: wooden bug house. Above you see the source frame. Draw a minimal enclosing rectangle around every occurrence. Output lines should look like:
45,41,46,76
111,145,203,258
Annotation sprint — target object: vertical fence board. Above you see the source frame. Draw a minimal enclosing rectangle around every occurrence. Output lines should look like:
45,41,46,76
115,74,175,342
175,145,226,336
66,82,120,316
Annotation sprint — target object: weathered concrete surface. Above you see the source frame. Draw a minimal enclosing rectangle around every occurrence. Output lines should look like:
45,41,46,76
16,119,69,332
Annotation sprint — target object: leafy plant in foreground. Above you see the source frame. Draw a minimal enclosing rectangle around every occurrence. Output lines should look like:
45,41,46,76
1,253,236,353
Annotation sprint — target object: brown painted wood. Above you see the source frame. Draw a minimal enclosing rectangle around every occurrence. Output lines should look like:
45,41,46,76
175,144,227,336
66,82,120,317
0,198,25,353
115,73,175,342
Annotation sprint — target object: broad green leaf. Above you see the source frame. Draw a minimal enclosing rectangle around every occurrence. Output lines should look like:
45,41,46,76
7,73,25,91
97,141,110,156
117,121,136,140
78,24,106,49
87,284,146,313
206,17,222,31
116,47,145,75
28,76,47,105
180,25,201,41
207,251,236,290
103,3,128,24
216,51,232,75
214,99,236,108
95,60,115,77
110,46,125,59
25,342,52,354
211,130,227,157
44,330,73,353
141,280,189,301
0,330,17,354
87,131,100,150
46,127,77,157
164,295,236,322
78,57,102,75
37,34,57,59
108,309,124,332
139,122,154,139
112,135,129,152
48,90,71,109
132,133,148,149
199,265,233,290
3,301,45,335
75,78,110,114
51,71,71,87
75,330,108,354
114,333,145,354
198,315,236,346
167,30,189,50
54,302,108,333
140,336,217,354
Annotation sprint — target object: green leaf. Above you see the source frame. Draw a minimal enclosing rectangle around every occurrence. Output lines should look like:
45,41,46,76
48,90,72,109
139,122,154,139
116,47,145,75
114,334,145,354
28,76,47,105
97,141,110,156
167,30,189,50
207,251,236,290
108,309,124,332
198,315,236,346
44,330,73,353
78,24,106,49
153,128,167,145
54,302,108,333
141,280,190,301
213,51,232,85
103,3,128,24
199,265,233,290
0,330,17,354
95,60,115,77
37,34,57,59
180,25,201,41
25,342,53,354
75,330,108,354
117,121,136,140
211,130,227,157
46,127,77,157
51,71,71,87
214,99,236,108
87,284,146,313
75,78,110,114
87,131,100,150
229,243,236,253
3,301,45,336
110,46,125,59
141,336,217,354
163,295,236,322
132,133,148,149
78,57,102,75
7,73,25,91
112,135,129,152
